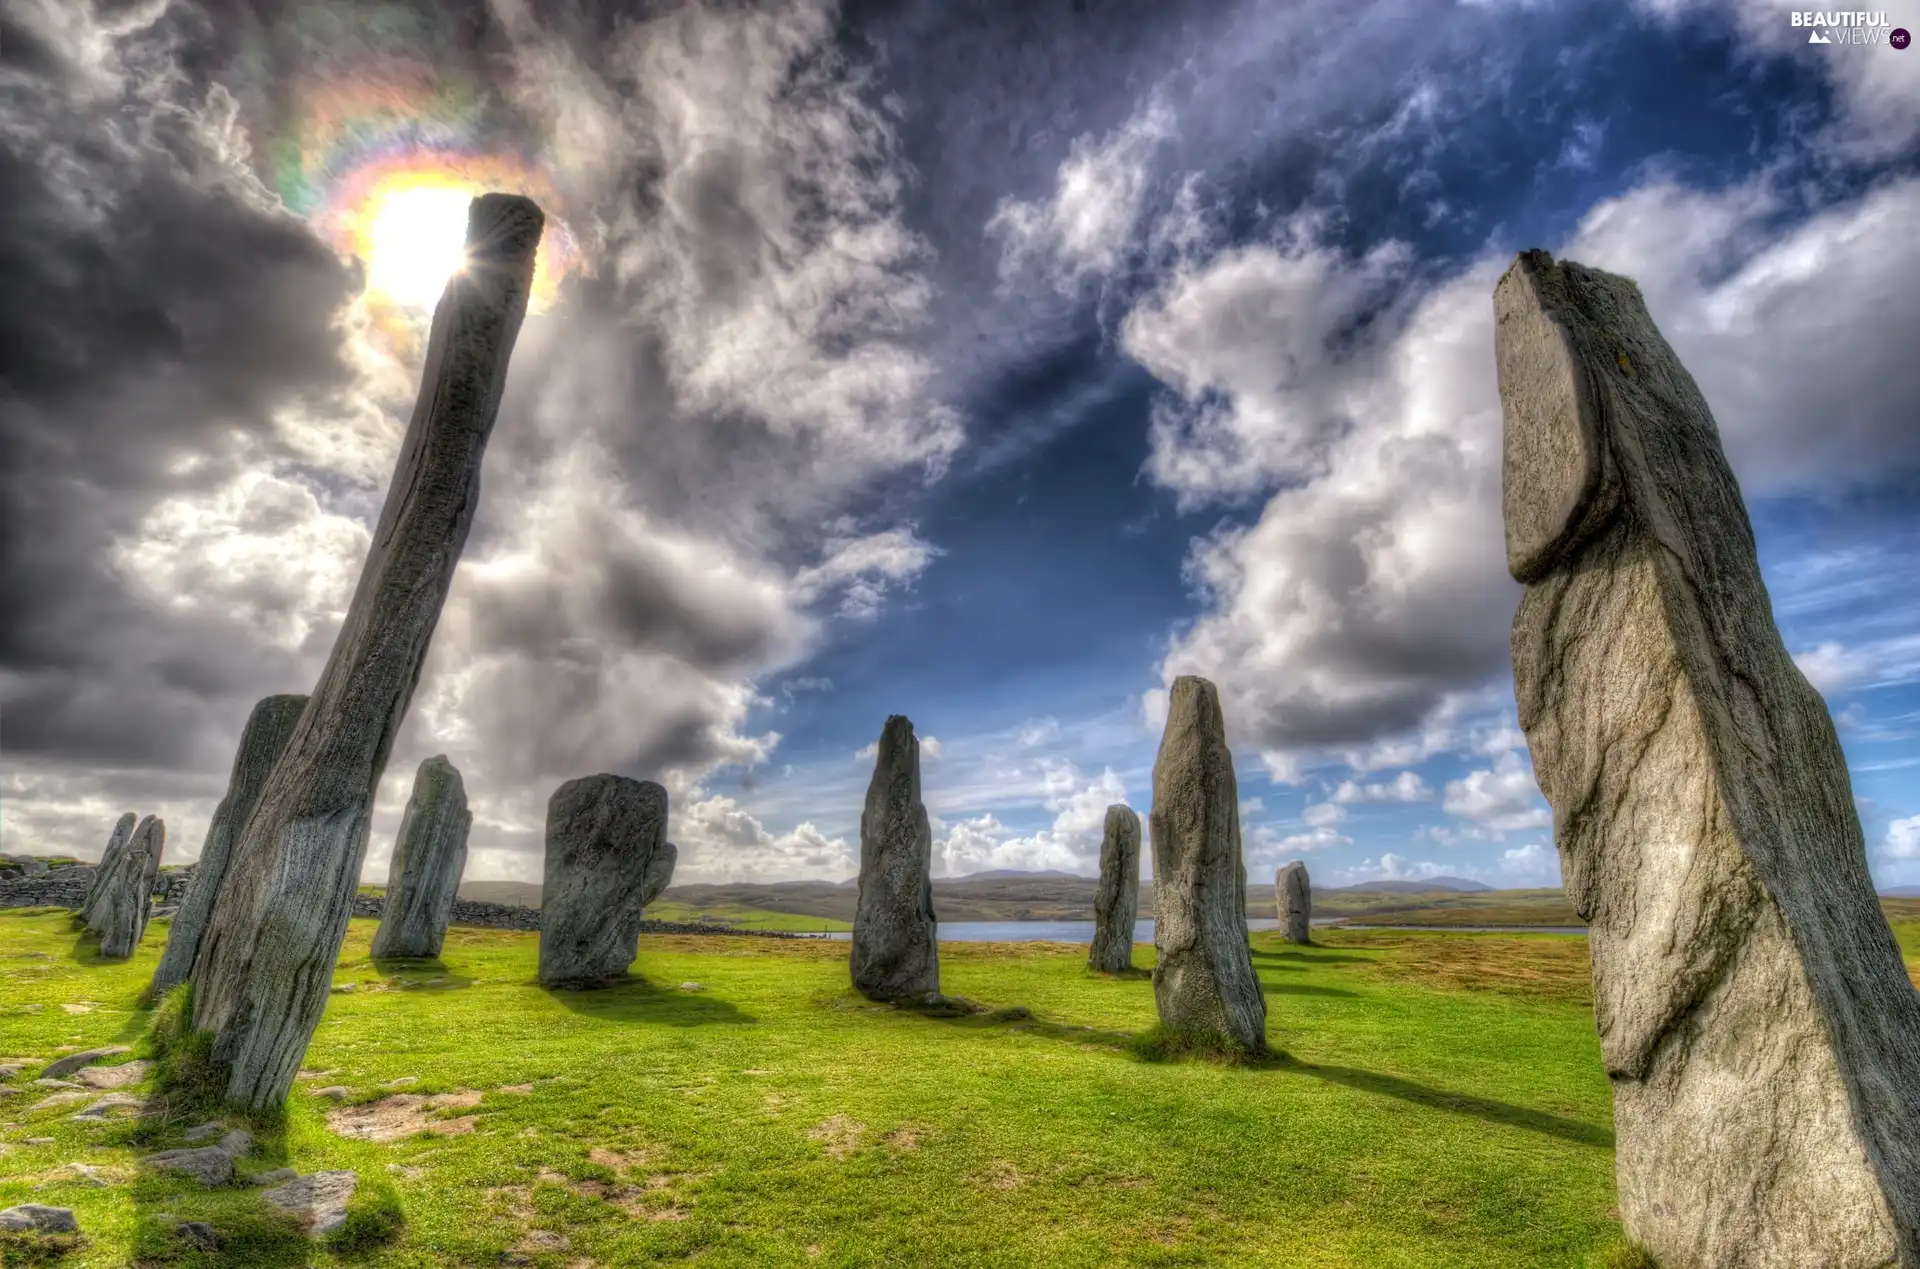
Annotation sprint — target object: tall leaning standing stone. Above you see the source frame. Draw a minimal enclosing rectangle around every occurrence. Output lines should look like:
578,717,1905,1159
1275,861,1310,944
1150,676,1265,1052
370,755,472,960
1497,250,1920,1268
850,716,939,1002
1088,805,1141,973
79,813,137,926
94,816,164,959
189,194,544,1109
149,695,308,999
538,775,673,986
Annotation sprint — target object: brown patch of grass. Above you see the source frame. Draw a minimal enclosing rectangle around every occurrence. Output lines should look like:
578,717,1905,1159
326,1090,483,1143
1318,929,1595,1007
879,1126,921,1152
979,1159,1024,1191
497,1082,534,1095
808,1114,865,1160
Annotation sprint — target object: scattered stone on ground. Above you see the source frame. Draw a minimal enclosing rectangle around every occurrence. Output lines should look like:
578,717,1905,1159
311,1086,350,1101
25,1137,54,1145
1276,861,1312,944
32,1079,81,1090
371,755,473,960
261,1170,358,1238
217,1128,252,1157
1089,804,1142,974
678,981,703,992
386,1075,419,1087
330,982,356,994
71,1093,146,1120
54,1162,117,1186
182,1121,224,1143
0,1203,78,1233
851,715,940,1002
139,1147,234,1187
148,694,308,999
1495,249,1920,1265
74,1060,150,1089
30,1091,90,1111
249,1167,298,1187
0,1064,24,1081
1148,675,1267,1053
176,1220,221,1251
40,1046,130,1080
296,1069,337,1080
539,774,675,987
327,1090,482,1143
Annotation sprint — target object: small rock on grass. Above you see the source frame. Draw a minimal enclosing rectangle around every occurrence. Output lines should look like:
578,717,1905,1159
74,1060,150,1089
56,1162,113,1186
312,1086,351,1101
217,1129,252,1158
32,1079,81,1090
31,1091,90,1111
24,1137,54,1145
182,1121,223,1143
678,981,704,992
71,1092,145,1120
40,1046,131,1081
139,1146,234,1187
176,1220,221,1251
261,1170,358,1238
0,1204,78,1233
248,1167,297,1187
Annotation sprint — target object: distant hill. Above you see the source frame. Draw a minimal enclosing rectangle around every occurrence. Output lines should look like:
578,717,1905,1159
952,869,1086,882
1884,885,1920,898
457,879,544,908
1326,877,1492,895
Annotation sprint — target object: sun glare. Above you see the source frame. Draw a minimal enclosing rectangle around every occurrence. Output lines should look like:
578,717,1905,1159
364,184,474,310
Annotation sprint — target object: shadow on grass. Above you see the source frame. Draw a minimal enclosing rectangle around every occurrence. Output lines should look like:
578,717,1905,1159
121,985,407,1266
1248,947,1375,967
1259,982,1359,999
1289,1062,1614,1149
542,973,757,1027
367,957,477,991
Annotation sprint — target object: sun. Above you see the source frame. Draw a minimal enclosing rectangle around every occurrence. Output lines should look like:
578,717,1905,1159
362,183,475,310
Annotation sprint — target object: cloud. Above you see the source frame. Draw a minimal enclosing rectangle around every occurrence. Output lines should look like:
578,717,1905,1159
1441,752,1553,834
853,734,943,763
989,93,1176,291
931,764,1129,877
793,527,942,619
1332,772,1434,804
669,791,856,883
1882,816,1920,863
1497,841,1561,886
1301,801,1347,827
1329,853,1458,886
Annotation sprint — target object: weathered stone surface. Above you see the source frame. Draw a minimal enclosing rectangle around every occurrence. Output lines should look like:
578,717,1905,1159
1275,862,1311,944
1149,676,1266,1052
150,695,307,999
139,1146,234,1187
74,1061,150,1090
641,840,678,911
850,716,939,1002
261,1169,358,1237
538,775,671,986
370,755,472,960
1088,805,1141,973
78,814,136,926
89,816,163,958
188,194,544,1110
40,1047,130,1081
71,1093,146,1120
1496,250,1920,1269
0,1204,77,1233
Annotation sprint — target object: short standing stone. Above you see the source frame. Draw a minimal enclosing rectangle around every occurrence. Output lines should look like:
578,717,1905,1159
370,755,472,960
1275,862,1311,944
850,716,939,1002
1496,250,1920,1266
1149,676,1266,1052
187,194,545,1110
261,1169,358,1238
78,814,137,926
0,1204,78,1233
89,815,163,958
1088,805,1142,973
149,695,307,998
538,775,672,986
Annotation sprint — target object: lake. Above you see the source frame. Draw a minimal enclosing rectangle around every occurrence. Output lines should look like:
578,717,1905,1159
800,919,1587,941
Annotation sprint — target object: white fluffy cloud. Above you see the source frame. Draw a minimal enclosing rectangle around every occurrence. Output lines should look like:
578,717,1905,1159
1498,841,1561,886
1442,752,1553,834
794,527,942,619
1332,772,1434,804
1882,816,1920,863
931,764,1129,877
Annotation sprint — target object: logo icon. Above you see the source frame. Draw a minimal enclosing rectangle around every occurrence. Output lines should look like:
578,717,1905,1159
1892,26,1911,46
1809,27,1832,41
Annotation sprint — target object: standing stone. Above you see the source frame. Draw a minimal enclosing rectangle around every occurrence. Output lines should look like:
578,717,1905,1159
149,695,308,999
93,816,163,959
850,716,938,1002
538,775,672,986
189,194,544,1110
78,813,137,926
370,756,472,960
1088,805,1141,973
641,841,678,911
1149,676,1265,1052
1497,250,1920,1268
1275,861,1311,944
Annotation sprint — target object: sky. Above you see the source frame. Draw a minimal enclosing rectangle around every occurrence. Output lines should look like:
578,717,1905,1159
2,0,1917,893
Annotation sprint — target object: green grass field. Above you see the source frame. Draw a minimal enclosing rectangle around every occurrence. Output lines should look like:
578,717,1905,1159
2,908,1915,1267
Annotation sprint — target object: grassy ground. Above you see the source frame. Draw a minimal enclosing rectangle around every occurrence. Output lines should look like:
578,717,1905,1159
4,910,1912,1266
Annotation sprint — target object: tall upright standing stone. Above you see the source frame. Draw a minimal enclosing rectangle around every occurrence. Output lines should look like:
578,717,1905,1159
189,194,544,1109
149,695,308,998
1275,861,1311,944
370,755,472,960
1496,250,1920,1268
1088,805,1141,973
1149,676,1265,1052
850,716,939,1002
538,775,673,986
94,816,164,959
79,813,137,926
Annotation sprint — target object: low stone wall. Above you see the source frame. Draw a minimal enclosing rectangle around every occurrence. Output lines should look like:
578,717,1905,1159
2,870,797,939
